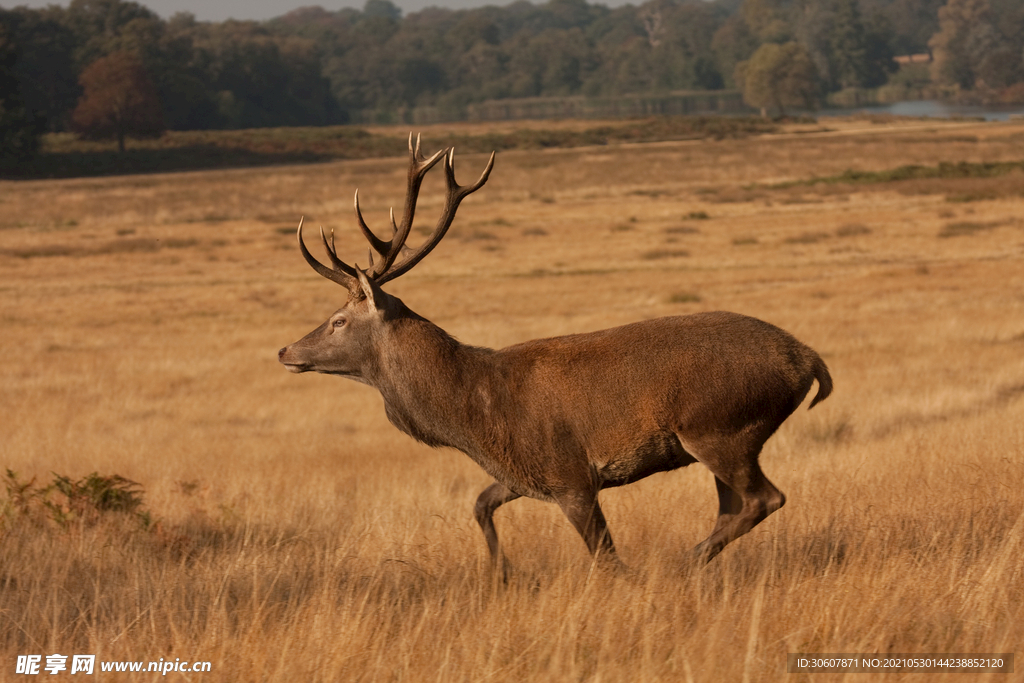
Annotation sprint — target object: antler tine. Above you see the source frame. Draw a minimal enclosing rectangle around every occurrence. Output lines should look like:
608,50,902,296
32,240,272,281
296,217,358,288
446,147,496,198
374,148,496,286
354,189,389,256
319,226,350,272
368,135,448,279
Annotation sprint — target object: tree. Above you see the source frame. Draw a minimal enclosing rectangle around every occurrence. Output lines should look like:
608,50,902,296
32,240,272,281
192,23,341,128
712,14,759,88
740,0,790,44
71,51,163,152
881,0,944,56
363,0,401,22
64,0,162,68
861,10,897,88
830,0,869,88
0,20,43,163
933,0,1024,90
928,0,997,89
0,7,79,132
736,41,819,116
828,0,895,90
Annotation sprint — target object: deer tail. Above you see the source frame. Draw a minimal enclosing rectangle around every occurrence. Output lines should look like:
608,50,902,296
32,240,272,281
807,356,833,409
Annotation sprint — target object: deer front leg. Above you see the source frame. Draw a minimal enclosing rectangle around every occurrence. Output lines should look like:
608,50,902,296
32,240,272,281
474,481,521,580
555,490,625,571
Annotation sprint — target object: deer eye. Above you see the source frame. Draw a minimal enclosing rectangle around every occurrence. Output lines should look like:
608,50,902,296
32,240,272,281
332,318,347,328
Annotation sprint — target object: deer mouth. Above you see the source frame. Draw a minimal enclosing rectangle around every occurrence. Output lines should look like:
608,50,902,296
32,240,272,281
278,346,311,373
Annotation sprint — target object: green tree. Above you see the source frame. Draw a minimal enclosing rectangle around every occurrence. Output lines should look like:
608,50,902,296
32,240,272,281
64,0,163,68
880,0,944,55
830,0,870,88
928,0,997,88
792,0,835,89
363,0,401,21
712,14,759,88
0,7,79,131
862,10,897,88
152,13,221,130
741,0,790,43
736,41,819,116
0,21,43,162
177,20,341,128
951,0,1024,89
71,50,163,152
830,0,895,89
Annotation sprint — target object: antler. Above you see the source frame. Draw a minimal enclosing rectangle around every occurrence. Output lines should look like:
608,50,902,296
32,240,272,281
297,133,495,289
374,144,495,285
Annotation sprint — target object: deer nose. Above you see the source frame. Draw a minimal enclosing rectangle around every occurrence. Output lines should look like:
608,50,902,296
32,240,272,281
278,347,288,360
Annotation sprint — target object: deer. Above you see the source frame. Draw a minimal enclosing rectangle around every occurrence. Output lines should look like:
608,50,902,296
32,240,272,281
278,134,833,576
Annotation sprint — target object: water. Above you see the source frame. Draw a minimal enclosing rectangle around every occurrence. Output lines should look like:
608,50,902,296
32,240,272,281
819,99,1024,122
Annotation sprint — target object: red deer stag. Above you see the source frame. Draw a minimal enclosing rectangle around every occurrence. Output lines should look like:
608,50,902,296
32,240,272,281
279,134,833,573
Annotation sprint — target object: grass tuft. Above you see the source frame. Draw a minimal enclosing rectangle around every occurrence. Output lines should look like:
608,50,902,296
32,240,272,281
835,223,871,237
640,248,690,260
938,221,1001,238
784,231,830,244
778,160,1024,188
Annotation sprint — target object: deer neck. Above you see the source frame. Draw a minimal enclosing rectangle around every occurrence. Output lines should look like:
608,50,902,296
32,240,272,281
369,316,499,454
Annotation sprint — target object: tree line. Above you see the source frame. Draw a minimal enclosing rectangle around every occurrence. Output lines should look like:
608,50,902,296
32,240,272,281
1,0,1023,158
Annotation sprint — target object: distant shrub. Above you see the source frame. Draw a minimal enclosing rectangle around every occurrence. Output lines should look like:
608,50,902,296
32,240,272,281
641,249,690,260
835,223,871,237
2,469,150,529
938,221,1000,238
781,160,1024,189
784,231,830,244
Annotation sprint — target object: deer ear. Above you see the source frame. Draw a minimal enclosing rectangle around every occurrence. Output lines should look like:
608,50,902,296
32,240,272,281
355,266,388,314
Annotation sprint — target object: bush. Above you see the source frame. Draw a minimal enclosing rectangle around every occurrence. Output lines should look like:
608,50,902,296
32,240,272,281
2,469,151,529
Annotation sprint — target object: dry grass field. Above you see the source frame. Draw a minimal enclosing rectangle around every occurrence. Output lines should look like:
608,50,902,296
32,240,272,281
1,117,1023,681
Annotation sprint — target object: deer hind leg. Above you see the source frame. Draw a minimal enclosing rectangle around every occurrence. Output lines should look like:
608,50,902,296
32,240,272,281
555,490,624,571
691,453,786,564
474,481,521,578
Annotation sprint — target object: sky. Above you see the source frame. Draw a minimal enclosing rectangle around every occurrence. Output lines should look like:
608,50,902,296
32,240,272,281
4,0,634,22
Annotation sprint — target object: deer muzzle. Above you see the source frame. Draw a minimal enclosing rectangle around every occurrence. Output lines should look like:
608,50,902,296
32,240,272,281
277,346,310,373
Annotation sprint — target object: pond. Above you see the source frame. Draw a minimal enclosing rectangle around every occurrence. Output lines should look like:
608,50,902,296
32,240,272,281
819,99,1024,122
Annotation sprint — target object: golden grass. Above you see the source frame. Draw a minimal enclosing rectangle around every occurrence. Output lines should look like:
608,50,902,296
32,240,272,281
1,117,1023,681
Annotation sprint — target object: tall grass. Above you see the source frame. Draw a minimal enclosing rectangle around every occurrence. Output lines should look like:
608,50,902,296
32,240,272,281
1,116,1022,681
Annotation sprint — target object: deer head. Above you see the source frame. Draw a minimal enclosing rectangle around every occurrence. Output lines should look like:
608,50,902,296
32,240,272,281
278,134,495,383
